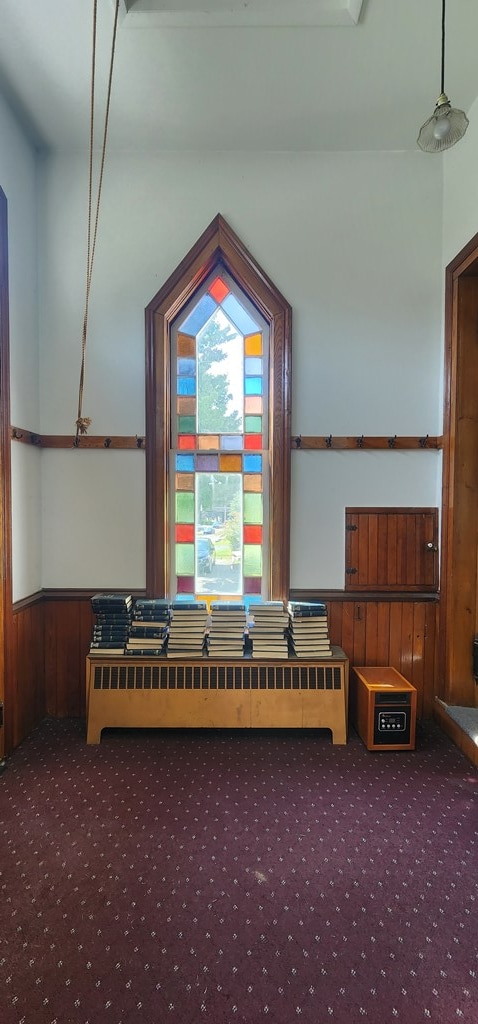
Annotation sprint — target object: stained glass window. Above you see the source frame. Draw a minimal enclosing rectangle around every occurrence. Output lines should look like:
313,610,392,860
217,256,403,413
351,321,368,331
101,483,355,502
171,270,269,602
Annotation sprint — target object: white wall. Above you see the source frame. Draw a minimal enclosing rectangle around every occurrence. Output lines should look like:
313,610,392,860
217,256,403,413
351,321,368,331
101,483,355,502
37,149,444,590
0,93,41,600
443,94,478,267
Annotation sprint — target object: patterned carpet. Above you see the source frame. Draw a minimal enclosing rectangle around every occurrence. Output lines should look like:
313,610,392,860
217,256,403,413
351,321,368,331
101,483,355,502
0,718,477,1024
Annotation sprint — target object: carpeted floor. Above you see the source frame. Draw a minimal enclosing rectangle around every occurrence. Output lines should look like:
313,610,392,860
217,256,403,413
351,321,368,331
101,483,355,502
0,718,477,1024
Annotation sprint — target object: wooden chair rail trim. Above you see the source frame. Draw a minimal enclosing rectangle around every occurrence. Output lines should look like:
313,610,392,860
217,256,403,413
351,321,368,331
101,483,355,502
11,426,443,452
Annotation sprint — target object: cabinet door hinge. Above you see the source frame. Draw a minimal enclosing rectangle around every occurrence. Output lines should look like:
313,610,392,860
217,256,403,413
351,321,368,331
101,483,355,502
346,523,358,531
345,567,358,575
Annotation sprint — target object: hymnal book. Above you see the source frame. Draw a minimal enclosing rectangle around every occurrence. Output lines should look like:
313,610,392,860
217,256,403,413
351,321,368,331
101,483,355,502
287,601,327,617
90,641,126,650
134,598,170,610
124,648,164,657
171,601,207,611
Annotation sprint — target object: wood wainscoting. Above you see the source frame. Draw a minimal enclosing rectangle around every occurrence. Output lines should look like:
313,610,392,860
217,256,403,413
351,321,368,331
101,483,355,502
8,591,438,754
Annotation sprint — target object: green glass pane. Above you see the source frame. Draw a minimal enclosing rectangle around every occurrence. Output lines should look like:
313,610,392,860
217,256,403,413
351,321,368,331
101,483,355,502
244,544,262,576
175,543,195,575
244,415,262,433
178,416,196,433
176,491,194,523
243,492,263,524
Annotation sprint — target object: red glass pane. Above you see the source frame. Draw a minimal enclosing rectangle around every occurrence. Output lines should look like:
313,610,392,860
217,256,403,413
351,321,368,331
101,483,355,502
243,577,262,595
244,434,262,450
209,276,230,303
244,525,262,544
176,524,194,543
178,434,196,450
176,575,195,594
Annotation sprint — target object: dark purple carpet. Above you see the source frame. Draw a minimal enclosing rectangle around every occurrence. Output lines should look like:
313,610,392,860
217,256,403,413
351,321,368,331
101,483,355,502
0,718,477,1024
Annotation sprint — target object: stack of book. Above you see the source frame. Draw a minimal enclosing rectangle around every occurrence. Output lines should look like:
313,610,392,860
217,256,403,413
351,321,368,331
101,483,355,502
125,598,170,656
250,601,289,659
207,601,247,658
89,592,133,656
166,601,208,658
287,600,332,658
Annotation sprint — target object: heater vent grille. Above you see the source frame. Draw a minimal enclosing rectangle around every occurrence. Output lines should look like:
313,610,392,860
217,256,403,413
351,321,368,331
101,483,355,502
93,662,343,692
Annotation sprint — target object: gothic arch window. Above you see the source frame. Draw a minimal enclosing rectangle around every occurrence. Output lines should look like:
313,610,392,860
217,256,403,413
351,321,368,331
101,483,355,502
145,215,291,602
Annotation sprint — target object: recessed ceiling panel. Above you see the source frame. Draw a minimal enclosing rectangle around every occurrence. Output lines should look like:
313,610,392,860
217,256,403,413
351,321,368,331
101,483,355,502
123,0,365,28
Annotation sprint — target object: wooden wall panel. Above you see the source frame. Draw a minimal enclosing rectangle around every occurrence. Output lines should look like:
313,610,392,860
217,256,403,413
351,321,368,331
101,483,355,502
44,598,94,719
6,593,438,754
11,600,45,750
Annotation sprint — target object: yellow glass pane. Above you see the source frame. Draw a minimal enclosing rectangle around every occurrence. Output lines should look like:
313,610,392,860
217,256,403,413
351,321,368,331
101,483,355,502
177,333,196,357
176,472,195,491
244,474,262,492
219,454,242,472
198,434,219,450
245,333,262,356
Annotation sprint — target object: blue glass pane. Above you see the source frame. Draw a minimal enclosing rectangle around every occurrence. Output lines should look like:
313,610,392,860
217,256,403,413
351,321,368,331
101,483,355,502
180,294,216,335
244,357,262,376
221,293,259,335
178,358,196,376
243,454,262,472
176,454,195,472
244,377,262,396
177,377,196,396
220,435,243,450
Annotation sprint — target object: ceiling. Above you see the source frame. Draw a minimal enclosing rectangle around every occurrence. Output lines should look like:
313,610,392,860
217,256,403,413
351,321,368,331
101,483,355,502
0,0,477,154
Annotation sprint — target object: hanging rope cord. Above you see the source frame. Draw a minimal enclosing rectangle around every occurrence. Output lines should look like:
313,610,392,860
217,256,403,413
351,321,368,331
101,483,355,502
75,0,120,443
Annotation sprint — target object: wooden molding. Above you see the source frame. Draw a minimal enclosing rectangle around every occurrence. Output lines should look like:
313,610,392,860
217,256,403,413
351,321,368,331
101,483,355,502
11,426,443,452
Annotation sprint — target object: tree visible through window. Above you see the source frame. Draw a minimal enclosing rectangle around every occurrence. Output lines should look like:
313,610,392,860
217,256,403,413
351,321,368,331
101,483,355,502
145,215,291,604
172,269,269,600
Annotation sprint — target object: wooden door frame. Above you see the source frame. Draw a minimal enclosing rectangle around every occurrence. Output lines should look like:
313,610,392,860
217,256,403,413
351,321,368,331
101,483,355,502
0,187,13,757
440,230,478,706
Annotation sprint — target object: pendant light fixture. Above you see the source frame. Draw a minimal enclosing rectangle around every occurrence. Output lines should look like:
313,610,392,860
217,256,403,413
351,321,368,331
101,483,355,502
417,0,469,153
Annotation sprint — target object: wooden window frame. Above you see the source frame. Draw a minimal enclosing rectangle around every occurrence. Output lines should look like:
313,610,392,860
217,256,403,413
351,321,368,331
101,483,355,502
145,214,292,600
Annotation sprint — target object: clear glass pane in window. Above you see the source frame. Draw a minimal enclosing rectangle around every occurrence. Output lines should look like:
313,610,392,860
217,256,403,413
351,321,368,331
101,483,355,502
196,472,242,596
197,311,244,434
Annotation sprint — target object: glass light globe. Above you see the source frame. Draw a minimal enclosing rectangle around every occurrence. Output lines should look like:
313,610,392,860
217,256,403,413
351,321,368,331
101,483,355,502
433,115,452,140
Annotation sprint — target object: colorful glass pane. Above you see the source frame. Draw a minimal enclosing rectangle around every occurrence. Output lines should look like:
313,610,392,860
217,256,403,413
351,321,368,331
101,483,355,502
177,377,196,396
177,333,195,357
175,543,195,575
244,544,262,576
244,434,262,450
244,416,262,433
243,454,262,473
176,491,194,523
220,435,243,450
176,575,195,594
209,276,230,303
181,293,216,335
244,333,262,356
196,454,219,471
244,357,262,375
175,473,194,491
245,377,262,396
219,454,242,472
244,396,262,415
178,435,196,450
178,416,196,433
244,525,262,544
221,293,259,335
177,357,196,376
243,473,262,492
177,396,196,416
243,577,262,595
198,434,219,450
176,454,195,472
176,524,194,543
244,492,263,524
